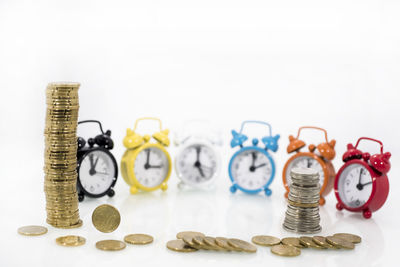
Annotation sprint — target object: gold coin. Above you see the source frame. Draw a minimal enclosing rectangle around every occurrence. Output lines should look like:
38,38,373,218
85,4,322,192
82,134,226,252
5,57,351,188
326,236,355,249
203,236,225,251
192,236,215,250
228,238,257,253
281,237,304,248
299,236,325,249
92,204,120,233
176,231,205,240
56,235,86,247
333,233,362,244
18,225,48,236
215,237,240,251
167,239,198,252
251,235,280,246
96,240,126,251
271,244,301,257
124,234,153,245
182,236,203,250
312,236,337,249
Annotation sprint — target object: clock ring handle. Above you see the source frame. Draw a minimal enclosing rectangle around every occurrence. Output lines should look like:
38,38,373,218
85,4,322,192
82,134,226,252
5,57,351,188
133,117,163,132
239,120,272,137
355,137,384,154
296,126,329,143
78,120,104,134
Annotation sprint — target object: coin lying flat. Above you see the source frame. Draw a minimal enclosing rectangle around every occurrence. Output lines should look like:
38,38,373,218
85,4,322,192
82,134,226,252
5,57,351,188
56,235,86,247
281,237,304,248
176,231,205,240
326,236,355,249
18,225,48,236
228,238,257,253
271,244,301,257
252,235,281,246
167,239,198,252
96,240,126,251
333,233,361,244
124,234,153,245
312,236,337,249
215,237,238,251
92,204,120,233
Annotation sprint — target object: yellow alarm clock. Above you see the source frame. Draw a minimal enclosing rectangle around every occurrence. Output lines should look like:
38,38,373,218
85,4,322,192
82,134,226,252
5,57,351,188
121,118,172,194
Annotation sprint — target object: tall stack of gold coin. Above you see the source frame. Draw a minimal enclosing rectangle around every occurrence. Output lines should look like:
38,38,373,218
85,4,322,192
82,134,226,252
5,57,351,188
44,82,82,228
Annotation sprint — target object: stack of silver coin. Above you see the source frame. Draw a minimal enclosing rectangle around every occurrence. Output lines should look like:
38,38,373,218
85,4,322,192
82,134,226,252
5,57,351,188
283,167,321,234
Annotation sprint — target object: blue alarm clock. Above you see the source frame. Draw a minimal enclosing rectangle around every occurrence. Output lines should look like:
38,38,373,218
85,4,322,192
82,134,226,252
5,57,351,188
228,121,280,196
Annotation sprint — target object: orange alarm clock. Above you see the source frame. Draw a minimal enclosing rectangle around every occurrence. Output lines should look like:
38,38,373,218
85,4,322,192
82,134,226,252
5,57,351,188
282,126,336,205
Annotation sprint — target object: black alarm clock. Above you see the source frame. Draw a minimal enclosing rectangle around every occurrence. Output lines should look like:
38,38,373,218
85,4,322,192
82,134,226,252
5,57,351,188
77,120,118,202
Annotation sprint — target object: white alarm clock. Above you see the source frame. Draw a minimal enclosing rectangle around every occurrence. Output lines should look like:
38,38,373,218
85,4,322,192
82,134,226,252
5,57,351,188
174,121,222,189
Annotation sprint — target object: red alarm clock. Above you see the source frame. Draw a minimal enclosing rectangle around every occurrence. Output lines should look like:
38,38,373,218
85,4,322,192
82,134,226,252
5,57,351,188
334,137,391,219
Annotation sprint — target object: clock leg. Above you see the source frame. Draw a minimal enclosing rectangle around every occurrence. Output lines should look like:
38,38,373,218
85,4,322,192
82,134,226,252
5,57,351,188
319,196,326,206
336,202,343,210
363,208,372,219
264,188,272,196
230,185,237,193
78,193,84,202
107,189,115,197
130,186,138,194
161,183,168,191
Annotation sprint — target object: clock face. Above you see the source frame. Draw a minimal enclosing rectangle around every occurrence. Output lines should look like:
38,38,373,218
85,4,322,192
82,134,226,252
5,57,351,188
134,147,170,188
176,144,218,185
285,156,325,188
337,163,373,208
230,149,272,191
79,150,116,195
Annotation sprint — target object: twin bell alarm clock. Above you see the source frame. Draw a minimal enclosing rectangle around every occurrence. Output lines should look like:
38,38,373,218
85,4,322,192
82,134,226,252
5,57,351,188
174,120,222,189
76,120,118,202
335,137,391,219
228,120,280,196
121,117,172,194
282,126,336,205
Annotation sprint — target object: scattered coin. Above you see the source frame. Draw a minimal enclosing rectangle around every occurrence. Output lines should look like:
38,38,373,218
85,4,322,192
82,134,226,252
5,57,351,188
182,236,203,250
271,244,301,257
56,235,86,247
333,233,361,244
299,236,325,249
312,236,337,249
251,235,281,246
167,239,198,252
96,240,126,251
176,231,205,240
203,236,225,251
326,236,355,249
281,237,304,248
92,204,121,233
18,225,48,236
124,234,153,245
228,238,257,253
215,237,238,251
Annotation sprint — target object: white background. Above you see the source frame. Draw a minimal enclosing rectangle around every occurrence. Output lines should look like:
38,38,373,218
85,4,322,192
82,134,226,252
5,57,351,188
1,0,399,266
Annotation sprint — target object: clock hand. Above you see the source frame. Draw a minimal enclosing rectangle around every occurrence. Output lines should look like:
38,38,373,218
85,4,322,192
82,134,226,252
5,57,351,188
96,171,109,175
196,146,201,162
356,168,364,190
249,152,257,172
307,158,312,168
360,181,372,187
144,149,151,169
196,165,205,177
254,163,267,169
89,154,96,175
148,165,163,168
